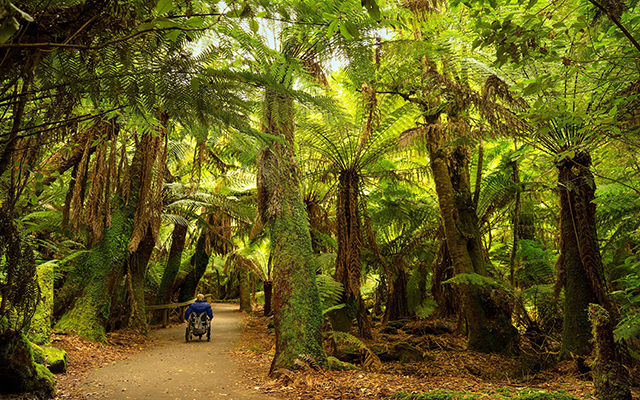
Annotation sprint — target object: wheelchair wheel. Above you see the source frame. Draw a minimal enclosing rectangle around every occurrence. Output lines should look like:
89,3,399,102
185,326,191,342
207,327,211,342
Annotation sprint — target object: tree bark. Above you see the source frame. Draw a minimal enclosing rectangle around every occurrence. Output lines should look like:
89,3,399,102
556,152,613,359
589,304,631,400
431,236,460,318
55,131,163,341
239,265,252,313
510,157,521,287
333,169,372,338
383,268,410,324
263,280,273,316
259,88,327,375
178,227,212,303
426,126,519,354
152,223,188,323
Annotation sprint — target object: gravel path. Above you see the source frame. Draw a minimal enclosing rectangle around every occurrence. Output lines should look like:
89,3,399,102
81,303,278,400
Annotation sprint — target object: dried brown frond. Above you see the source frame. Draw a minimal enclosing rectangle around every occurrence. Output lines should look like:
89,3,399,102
84,138,107,243
483,75,528,110
401,0,441,15
127,125,165,253
303,58,329,87
104,125,118,229
209,212,232,255
190,139,206,190
360,82,378,151
68,137,91,232
423,68,531,138
398,124,442,149
362,349,382,372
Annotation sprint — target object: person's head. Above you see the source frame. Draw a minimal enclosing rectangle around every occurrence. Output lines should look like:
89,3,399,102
196,293,204,301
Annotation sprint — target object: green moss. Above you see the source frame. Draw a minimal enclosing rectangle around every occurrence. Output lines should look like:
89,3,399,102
54,208,132,343
34,363,56,395
327,356,359,371
43,347,67,373
0,332,56,398
31,343,45,364
28,264,54,345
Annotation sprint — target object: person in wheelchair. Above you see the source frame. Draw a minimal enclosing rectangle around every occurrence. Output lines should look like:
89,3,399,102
184,294,213,342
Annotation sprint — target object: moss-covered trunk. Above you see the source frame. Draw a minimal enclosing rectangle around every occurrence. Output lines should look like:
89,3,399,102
54,205,132,342
427,127,518,354
0,331,56,398
259,88,327,374
589,304,631,400
55,130,164,342
28,264,54,345
118,226,155,334
556,152,612,359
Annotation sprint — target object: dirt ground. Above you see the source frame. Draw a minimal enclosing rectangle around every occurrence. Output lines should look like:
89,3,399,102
52,303,276,400
6,302,640,399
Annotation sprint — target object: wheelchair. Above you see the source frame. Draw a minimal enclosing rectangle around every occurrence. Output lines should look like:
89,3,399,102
185,312,211,342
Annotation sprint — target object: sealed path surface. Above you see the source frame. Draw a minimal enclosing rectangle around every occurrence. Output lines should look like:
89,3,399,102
82,303,277,400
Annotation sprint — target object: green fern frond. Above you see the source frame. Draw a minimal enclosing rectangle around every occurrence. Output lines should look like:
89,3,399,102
316,273,344,310
443,272,513,294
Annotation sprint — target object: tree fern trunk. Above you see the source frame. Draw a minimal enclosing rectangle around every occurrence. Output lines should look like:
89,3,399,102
119,226,154,334
55,131,162,341
431,236,460,318
152,223,187,323
178,230,211,303
333,169,372,337
557,152,612,359
383,268,410,323
259,88,327,375
239,264,252,313
426,126,518,354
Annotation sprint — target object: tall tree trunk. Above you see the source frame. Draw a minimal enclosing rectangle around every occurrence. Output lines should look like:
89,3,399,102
55,130,164,342
152,223,187,323
239,265,252,313
333,169,372,338
510,157,521,287
383,268,410,324
426,126,518,354
178,228,212,302
431,236,460,318
263,280,273,316
116,226,155,334
259,88,327,375
556,152,613,359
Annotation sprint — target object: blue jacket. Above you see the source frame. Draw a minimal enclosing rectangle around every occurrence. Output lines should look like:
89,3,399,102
185,300,213,321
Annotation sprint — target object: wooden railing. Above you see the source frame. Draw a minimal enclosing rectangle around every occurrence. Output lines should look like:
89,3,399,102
146,294,214,328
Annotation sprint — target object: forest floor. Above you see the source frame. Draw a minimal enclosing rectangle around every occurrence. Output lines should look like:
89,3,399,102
8,302,639,400
230,309,640,400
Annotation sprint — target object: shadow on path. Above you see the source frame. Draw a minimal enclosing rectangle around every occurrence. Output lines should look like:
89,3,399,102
82,303,278,399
